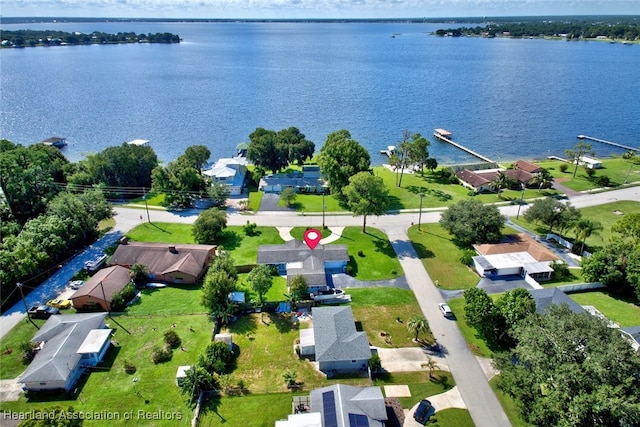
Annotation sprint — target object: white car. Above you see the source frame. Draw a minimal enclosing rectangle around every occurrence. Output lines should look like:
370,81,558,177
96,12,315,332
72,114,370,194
438,302,453,317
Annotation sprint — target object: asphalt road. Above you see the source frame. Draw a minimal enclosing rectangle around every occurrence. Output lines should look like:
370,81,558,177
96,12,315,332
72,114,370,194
2,185,638,426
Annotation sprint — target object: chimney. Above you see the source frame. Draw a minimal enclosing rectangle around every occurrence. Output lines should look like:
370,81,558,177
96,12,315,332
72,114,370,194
169,246,177,254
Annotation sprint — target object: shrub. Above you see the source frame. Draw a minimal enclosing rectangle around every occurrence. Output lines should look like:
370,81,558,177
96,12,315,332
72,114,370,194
110,283,138,311
460,249,477,266
123,360,137,374
596,175,611,187
585,167,596,177
199,341,235,375
559,163,569,173
345,265,354,275
164,330,182,349
152,345,172,364
243,220,257,236
357,250,365,257
368,354,382,373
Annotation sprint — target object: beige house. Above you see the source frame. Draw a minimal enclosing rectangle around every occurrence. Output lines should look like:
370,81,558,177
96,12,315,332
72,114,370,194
69,265,132,311
110,242,216,284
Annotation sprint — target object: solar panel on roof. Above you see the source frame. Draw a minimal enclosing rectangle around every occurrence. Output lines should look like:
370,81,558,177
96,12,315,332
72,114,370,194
348,413,370,427
322,391,338,427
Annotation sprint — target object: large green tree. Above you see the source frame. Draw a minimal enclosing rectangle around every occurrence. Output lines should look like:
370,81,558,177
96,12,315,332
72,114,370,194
612,213,640,244
495,304,640,427
463,287,497,341
0,141,68,222
192,208,227,244
582,240,640,298
439,199,505,246
523,198,581,234
342,171,389,232
407,132,431,177
70,143,158,193
317,130,371,197
247,127,314,174
247,264,273,307
201,267,237,333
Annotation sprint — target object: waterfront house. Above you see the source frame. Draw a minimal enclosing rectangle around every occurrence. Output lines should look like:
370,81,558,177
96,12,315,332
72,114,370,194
454,169,493,193
202,157,248,196
69,265,132,311
110,242,216,284
513,159,542,174
20,313,112,392
258,166,326,194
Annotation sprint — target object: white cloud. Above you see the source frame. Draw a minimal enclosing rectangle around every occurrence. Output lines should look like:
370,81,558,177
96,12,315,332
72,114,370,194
2,0,639,19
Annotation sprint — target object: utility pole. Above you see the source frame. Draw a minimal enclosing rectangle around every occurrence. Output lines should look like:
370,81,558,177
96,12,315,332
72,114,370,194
143,188,151,223
418,193,424,231
516,184,526,219
17,282,38,329
322,190,326,228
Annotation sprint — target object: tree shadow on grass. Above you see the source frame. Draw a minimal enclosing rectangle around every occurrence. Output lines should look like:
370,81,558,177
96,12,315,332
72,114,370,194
199,393,225,423
219,230,242,251
386,194,404,210
149,223,171,233
410,242,434,259
227,313,259,337
373,237,398,258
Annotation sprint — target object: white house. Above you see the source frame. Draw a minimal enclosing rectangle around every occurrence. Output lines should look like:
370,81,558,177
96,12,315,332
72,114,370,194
20,313,112,392
202,157,248,196
577,156,602,169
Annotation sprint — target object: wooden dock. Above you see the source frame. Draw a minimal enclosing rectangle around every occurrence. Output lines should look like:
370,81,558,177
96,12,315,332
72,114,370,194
433,129,496,164
578,135,638,152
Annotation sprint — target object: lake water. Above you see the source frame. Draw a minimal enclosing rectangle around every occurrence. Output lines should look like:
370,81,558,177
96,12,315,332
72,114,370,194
1,21,639,165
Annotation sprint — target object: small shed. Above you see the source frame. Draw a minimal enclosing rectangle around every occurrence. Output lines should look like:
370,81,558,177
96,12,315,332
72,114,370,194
214,333,233,350
176,365,193,386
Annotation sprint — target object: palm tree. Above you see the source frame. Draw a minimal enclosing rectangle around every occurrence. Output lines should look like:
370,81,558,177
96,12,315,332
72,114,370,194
532,168,554,192
490,171,512,197
573,218,603,255
407,316,429,342
421,356,440,379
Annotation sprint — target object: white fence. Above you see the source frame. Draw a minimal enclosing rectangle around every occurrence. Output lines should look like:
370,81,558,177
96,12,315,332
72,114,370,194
547,233,573,250
524,274,543,289
557,282,605,293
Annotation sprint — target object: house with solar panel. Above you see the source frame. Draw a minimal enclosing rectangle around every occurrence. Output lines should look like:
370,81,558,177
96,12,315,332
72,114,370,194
298,306,371,376
20,313,112,392
276,384,387,427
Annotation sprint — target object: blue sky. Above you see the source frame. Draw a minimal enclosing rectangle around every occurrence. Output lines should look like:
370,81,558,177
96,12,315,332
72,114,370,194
2,0,639,19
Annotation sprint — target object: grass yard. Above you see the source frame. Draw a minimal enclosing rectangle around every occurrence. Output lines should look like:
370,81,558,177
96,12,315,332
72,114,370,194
235,273,288,303
511,200,640,252
536,157,640,192
348,288,432,348
289,226,333,240
0,318,49,379
0,314,213,426
489,377,533,427
125,223,284,266
334,227,404,281
198,392,305,426
447,297,493,358
407,224,479,290
569,290,640,327
127,283,206,316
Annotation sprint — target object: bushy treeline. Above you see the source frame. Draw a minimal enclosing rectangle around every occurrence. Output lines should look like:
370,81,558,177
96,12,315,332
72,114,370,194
1,30,181,47
0,140,115,311
436,18,640,40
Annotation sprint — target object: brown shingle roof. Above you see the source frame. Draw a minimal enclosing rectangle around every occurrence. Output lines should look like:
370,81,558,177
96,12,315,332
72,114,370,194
70,265,131,301
474,234,559,262
110,243,216,278
455,169,491,188
514,160,542,174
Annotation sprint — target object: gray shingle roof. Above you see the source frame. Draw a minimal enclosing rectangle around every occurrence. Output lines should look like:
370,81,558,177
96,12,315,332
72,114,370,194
257,239,348,265
312,306,370,363
20,313,108,384
310,384,387,427
528,288,585,314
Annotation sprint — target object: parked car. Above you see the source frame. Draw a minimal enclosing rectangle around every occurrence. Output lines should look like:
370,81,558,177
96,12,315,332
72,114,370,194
413,399,433,424
28,305,60,319
46,298,72,309
438,302,453,317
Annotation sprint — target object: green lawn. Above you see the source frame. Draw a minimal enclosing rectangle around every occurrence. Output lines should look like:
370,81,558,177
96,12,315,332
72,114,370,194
407,223,479,290
511,200,640,252
126,283,206,316
447,297,494,357
536,157,640,191
569,290,640,327
125,223,284,266
489,376,533,427
0,314,212,426
333,227,404,281
349,287,431,348
289,226,333,240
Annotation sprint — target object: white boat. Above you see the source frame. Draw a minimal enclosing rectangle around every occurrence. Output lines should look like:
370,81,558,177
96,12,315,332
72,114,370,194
146,282,167,289
84,254,107,272
312,288,352,303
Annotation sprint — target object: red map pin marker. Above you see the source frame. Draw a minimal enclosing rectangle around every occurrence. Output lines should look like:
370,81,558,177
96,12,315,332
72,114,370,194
303,228,322,250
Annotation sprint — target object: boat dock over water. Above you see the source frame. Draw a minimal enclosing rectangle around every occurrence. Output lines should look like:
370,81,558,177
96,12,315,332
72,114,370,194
578,135,638,152
433,128,496,164
380,145,396,157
